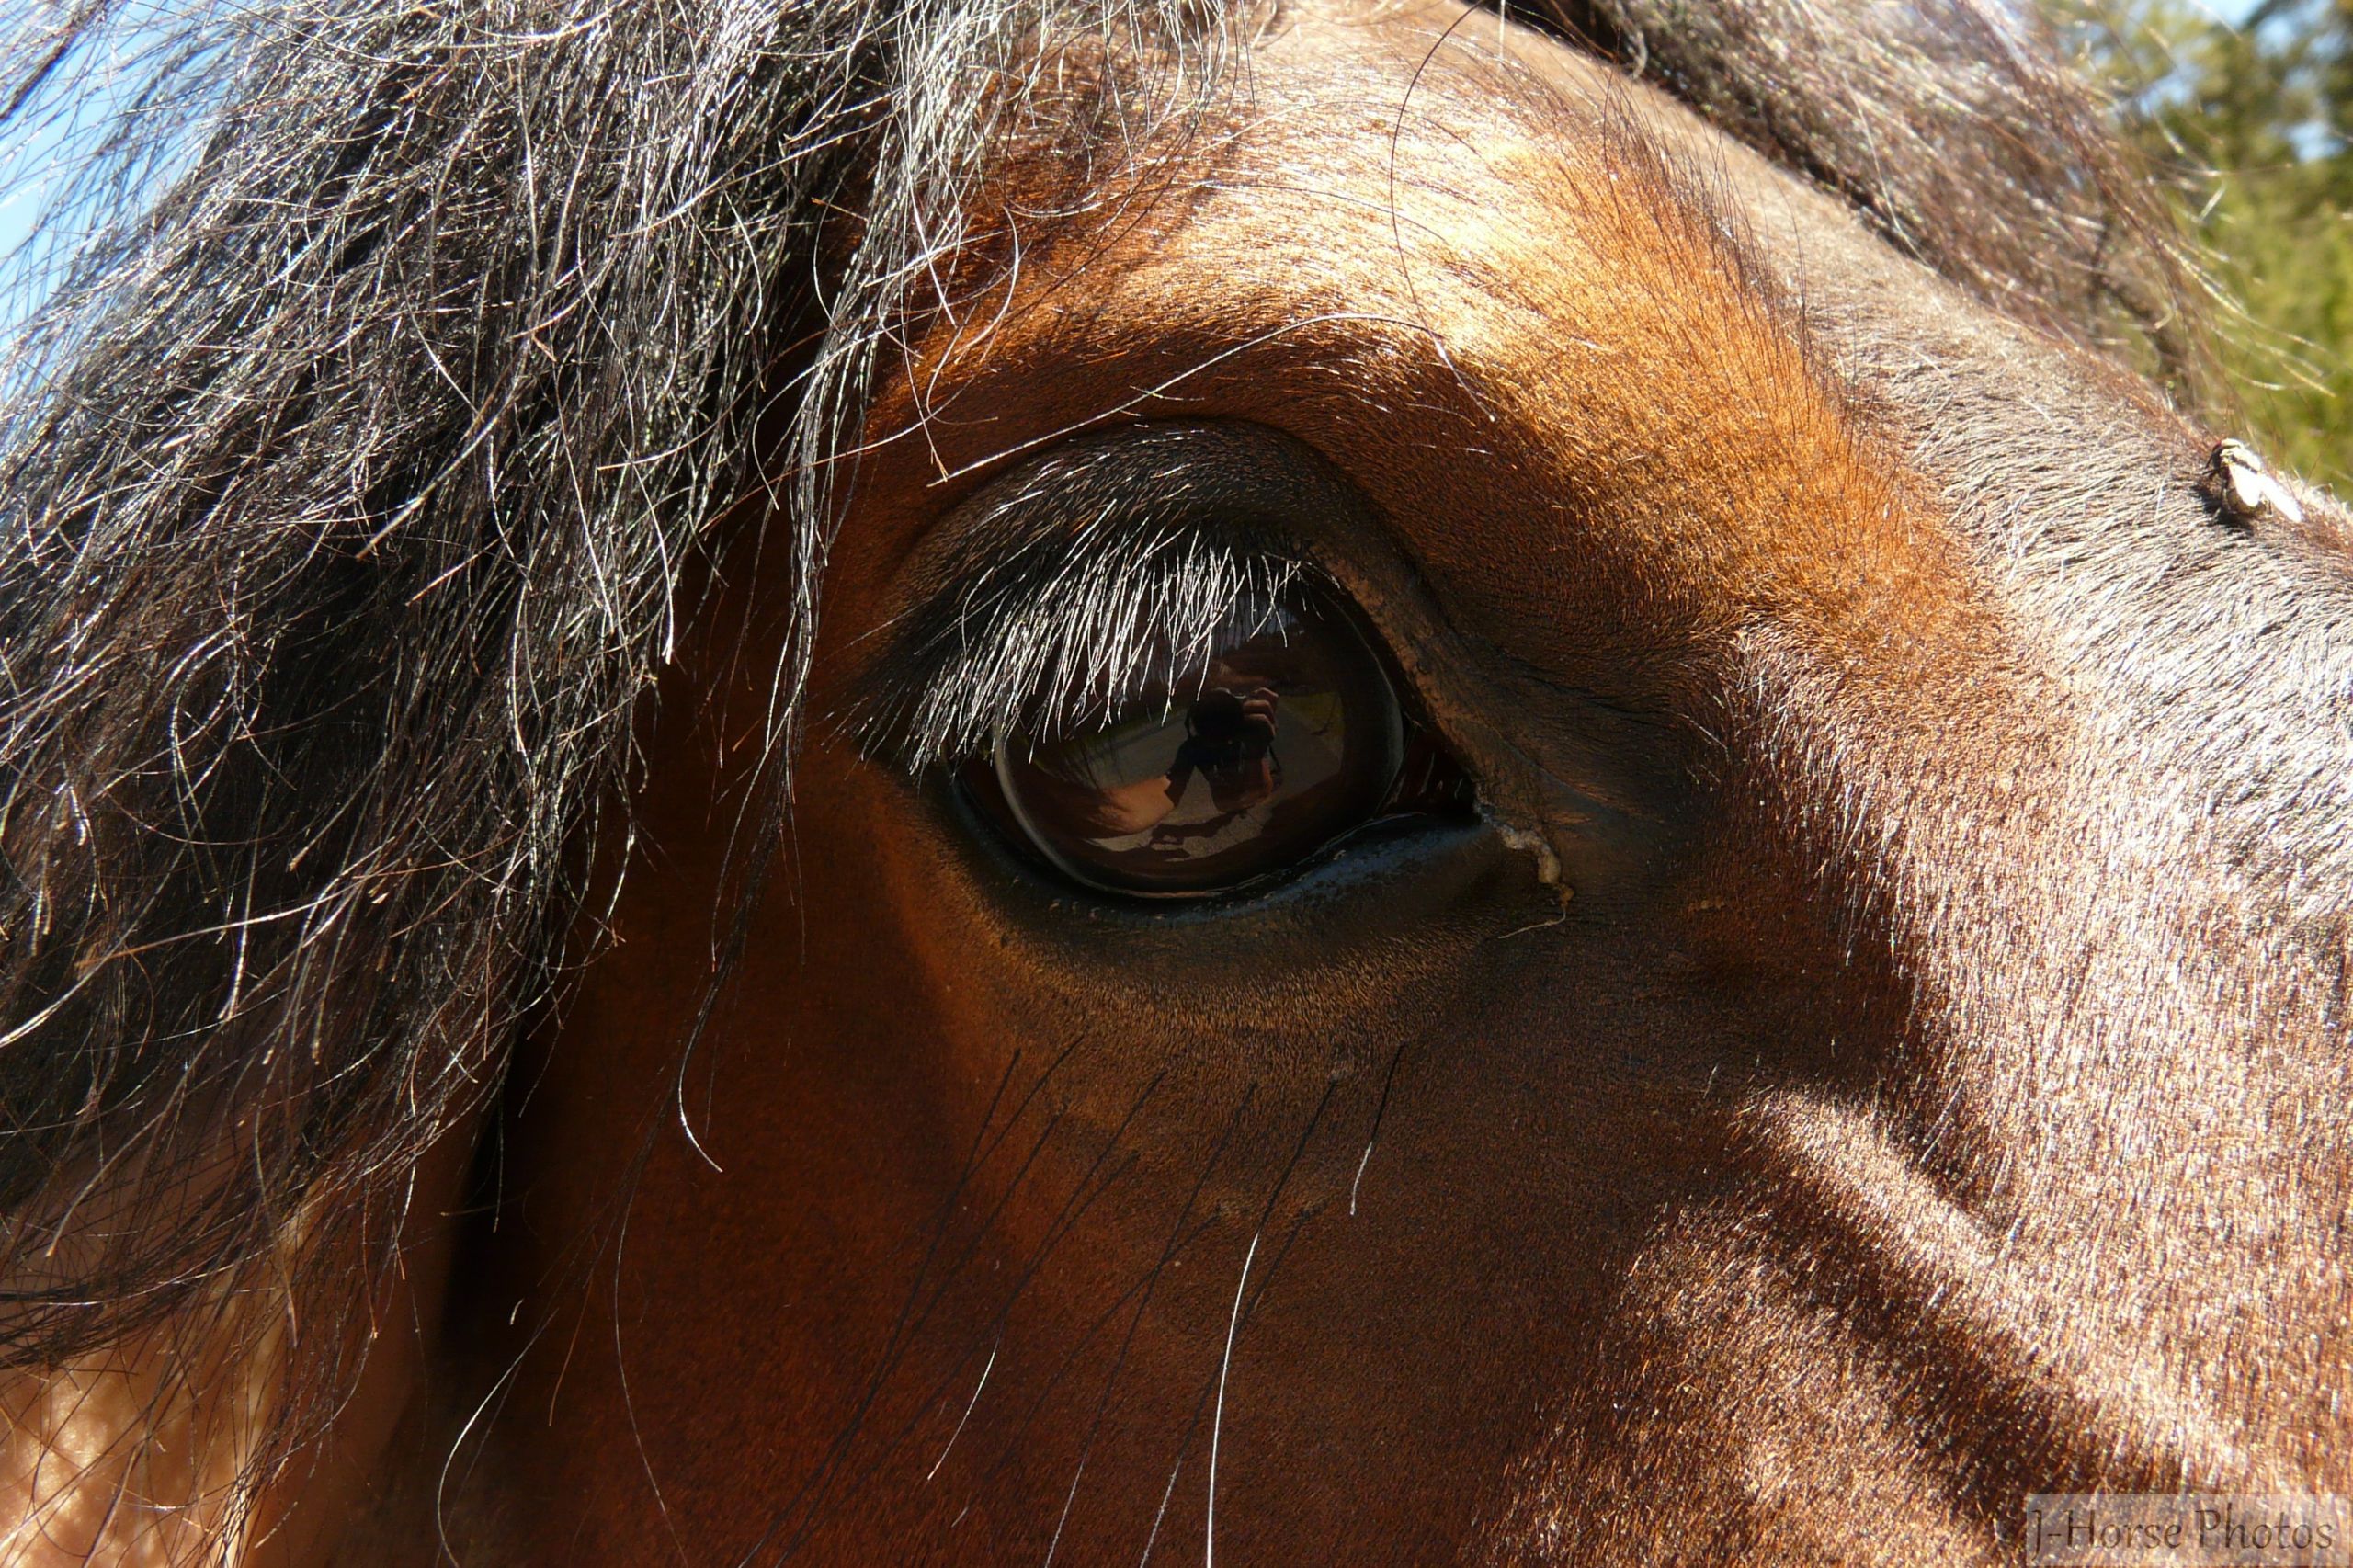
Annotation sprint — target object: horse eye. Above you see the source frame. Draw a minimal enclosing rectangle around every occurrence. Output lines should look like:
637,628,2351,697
966,589,1468,898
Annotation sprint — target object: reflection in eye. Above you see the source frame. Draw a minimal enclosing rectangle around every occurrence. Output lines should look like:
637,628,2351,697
975,590,1458,896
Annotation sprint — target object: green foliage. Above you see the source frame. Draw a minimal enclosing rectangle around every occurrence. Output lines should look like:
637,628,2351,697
2055,0,2353,489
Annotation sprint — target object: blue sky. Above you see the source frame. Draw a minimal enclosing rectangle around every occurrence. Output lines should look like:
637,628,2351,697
0,5,220,348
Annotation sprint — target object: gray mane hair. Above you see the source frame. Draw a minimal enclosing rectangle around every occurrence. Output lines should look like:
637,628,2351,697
0,0,2199,1499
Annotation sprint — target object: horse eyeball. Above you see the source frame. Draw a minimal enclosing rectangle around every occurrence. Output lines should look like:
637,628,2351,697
970,592,1439,898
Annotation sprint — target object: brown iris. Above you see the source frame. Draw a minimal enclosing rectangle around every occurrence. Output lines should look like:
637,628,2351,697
975,594,1416,896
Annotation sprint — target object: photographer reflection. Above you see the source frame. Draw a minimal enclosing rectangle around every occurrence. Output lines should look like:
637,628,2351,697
984,593,1406,895
1165,681,1281,816
1005,670,1284,849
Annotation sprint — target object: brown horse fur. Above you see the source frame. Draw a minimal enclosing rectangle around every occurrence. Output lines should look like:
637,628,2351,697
0,0,2345,1561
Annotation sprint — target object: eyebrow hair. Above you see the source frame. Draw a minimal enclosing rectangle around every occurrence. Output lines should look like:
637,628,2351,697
850,423,1385,769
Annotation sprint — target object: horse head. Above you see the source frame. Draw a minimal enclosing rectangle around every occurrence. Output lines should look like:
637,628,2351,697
0,1,2344,1562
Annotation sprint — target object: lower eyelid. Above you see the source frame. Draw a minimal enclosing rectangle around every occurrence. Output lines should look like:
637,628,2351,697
941,763,1494,918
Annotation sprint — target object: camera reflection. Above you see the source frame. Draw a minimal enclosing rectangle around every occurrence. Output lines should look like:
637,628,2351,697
985,597,1406,895
1017,661,1285,850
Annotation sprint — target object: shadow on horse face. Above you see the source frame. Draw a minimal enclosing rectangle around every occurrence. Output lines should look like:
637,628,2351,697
309,5,2347,1563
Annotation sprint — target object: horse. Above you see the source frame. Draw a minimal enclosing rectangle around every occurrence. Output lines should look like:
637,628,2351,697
0,0,2346,1560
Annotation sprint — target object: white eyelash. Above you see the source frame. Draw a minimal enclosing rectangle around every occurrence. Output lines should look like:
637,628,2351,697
873,529,1302,772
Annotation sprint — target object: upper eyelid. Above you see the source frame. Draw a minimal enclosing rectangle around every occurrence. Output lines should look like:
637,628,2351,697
853,422,1371,772
857,521,1310,772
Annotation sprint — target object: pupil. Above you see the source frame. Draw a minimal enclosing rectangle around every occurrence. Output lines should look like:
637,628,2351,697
990,597,1406,895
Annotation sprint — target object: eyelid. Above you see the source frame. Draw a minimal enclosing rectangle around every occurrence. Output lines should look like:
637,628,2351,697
858,526,1312,772
856,422,1392,774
